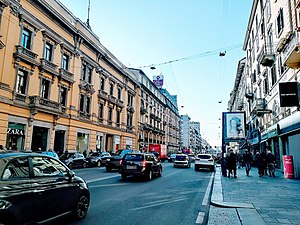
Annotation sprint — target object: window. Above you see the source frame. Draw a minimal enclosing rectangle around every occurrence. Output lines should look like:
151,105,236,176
128,94,133,106
100,77,105,90
263,73,269,96
127,113,133,127
15,70,28,94
59,86,67,107
62,53,69,70
110,83,114,95
44,42,53,61
31,157,67,177
99,103,104,119
278,55,287,76
276,8,284,35
117,87,122,99
271,64,277,86
79,94,91,115
116,111,120,126
108,107,113,122
81,62,93,83
40,79,50,99
2,157,29,180
21,28,31,49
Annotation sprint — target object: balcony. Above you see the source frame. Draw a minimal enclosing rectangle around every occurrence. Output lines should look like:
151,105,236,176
116,99,124,108
257,43,275,67
140,107,147,115
281,31,300,69
13,92,27,102
98,89,108,100
127,105,135,113
39,59,59,77
14,45,39,67
107,95,116,104
59,68,74,83
251,98,272,117
29,96,63,115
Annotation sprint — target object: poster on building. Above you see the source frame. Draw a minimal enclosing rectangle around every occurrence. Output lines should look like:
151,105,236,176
279,82,299,107
153,75,164,88
223,112,246,142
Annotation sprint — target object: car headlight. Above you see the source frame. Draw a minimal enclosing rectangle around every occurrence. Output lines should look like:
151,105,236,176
106,159,110,161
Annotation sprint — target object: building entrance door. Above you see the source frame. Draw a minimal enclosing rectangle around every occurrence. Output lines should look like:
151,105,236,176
54,130,65,156
31,126,49,151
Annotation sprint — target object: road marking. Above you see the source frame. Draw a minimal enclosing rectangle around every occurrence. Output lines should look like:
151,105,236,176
130,197,188,211
202,173,214,205
196,212,205,224
86,174,120,184
89,183,127,188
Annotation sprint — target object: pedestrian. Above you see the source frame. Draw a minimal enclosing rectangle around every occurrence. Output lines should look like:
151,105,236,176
226,149,237,178
83,150,87,158
236,153,242,169
260,151,268,176
266,150,276,177
243,150,253,176
256,152,265,177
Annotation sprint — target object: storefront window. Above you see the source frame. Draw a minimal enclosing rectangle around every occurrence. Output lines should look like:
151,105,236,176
6,123,25,150
77,132,89,153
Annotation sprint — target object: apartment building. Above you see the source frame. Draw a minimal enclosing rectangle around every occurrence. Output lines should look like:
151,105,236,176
129,68,180,154
230,0,300,177
180,115,201,153
0,0,138,154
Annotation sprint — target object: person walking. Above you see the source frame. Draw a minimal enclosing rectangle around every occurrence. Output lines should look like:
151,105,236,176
256,152,265,177
266,150,276,177
227,149,237,178
243,150,253,176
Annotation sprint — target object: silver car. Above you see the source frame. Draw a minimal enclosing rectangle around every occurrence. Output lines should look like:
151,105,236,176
194,154,215,172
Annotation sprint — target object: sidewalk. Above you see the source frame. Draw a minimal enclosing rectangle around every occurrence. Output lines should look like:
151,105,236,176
208,166,300,225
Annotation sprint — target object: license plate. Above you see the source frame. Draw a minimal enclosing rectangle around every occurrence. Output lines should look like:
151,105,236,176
126,165,136,169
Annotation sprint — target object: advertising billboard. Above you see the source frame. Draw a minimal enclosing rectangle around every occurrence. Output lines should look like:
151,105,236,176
153,75,164,88
223,112,246,142
279,82,299,107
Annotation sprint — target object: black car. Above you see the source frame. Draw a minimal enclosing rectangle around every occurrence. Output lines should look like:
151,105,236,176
119,153,162,180
105,149,140,172
86,152,111,167
0,151,90,225
59,151,87,169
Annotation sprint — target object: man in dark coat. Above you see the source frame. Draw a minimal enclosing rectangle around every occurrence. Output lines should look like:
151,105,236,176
226,149,237,178
243,150,253,176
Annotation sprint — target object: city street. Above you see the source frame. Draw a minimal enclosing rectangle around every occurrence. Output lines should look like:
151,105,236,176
63,163,214,225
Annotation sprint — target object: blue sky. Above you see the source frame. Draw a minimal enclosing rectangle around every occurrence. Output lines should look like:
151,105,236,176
59,0,252,147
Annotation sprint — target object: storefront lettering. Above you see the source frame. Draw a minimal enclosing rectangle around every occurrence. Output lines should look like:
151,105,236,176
7,128,24,136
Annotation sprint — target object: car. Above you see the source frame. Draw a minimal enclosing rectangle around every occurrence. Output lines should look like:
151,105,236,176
105,149,140,172
0,151,90,225
194,154,215,172
119,153,162,181
59,151,87,169
188,154,196,163
168,153,177,162
85,152,111,167
173,154,191,168
38,150,59,159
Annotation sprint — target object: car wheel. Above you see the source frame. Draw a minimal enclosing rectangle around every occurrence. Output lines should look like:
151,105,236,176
97,160,102,167
158,167,162,177
106,166,111,172
73,194,89,220
211,166,215,172
121,173,127,180
147,170,153,181
68,163,73,169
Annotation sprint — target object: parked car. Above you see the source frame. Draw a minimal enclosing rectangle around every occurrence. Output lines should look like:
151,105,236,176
59,151,87,169
173,154,191,168
168,153,177,162
194,154,215,172
105,149,140,172
188,154,196,163
38,150,59,159
119,153,162,180
0,151,90,225
86,152,111,167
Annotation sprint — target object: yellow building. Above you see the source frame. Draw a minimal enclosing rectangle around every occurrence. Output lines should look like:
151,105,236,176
0,0,138,154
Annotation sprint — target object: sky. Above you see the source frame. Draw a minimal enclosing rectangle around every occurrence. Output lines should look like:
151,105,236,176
58,0,253,147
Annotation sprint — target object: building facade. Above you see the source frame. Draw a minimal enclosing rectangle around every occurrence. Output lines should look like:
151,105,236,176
0,0,139,154
229,0,300,178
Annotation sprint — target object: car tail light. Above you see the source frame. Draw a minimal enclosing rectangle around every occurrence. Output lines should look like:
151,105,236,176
120,159,123,164
140,161,147,167
208,159,214,162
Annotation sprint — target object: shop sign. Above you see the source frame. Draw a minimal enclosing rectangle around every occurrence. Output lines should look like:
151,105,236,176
7,128,24,135
279,82,299,107
268,124,279,138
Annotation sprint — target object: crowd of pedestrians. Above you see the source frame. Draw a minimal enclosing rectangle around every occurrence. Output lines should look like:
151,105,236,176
225,148,276,178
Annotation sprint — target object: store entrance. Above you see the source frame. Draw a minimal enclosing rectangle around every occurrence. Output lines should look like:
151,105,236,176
31,126,49,151
54,130,65,156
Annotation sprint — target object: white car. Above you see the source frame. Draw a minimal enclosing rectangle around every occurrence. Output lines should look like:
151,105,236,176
194,154,215,172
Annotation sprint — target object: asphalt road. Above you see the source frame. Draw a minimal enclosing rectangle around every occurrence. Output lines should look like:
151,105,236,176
64,163,214,225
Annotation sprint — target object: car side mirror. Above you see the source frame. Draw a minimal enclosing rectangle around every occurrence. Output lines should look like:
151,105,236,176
67,170,75,181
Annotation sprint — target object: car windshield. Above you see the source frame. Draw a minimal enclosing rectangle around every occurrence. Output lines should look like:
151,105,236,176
60,153,74,159
101,152,110,156
90,152,99,157
119,150,133,157
176,155,187,160
124,154,144,161
198,155,211,159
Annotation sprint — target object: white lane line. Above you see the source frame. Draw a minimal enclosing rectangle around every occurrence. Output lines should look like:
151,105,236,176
86,174,120,184
202,173,214,206
196,212,205,224
130,197,188,211
89,183,127,188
